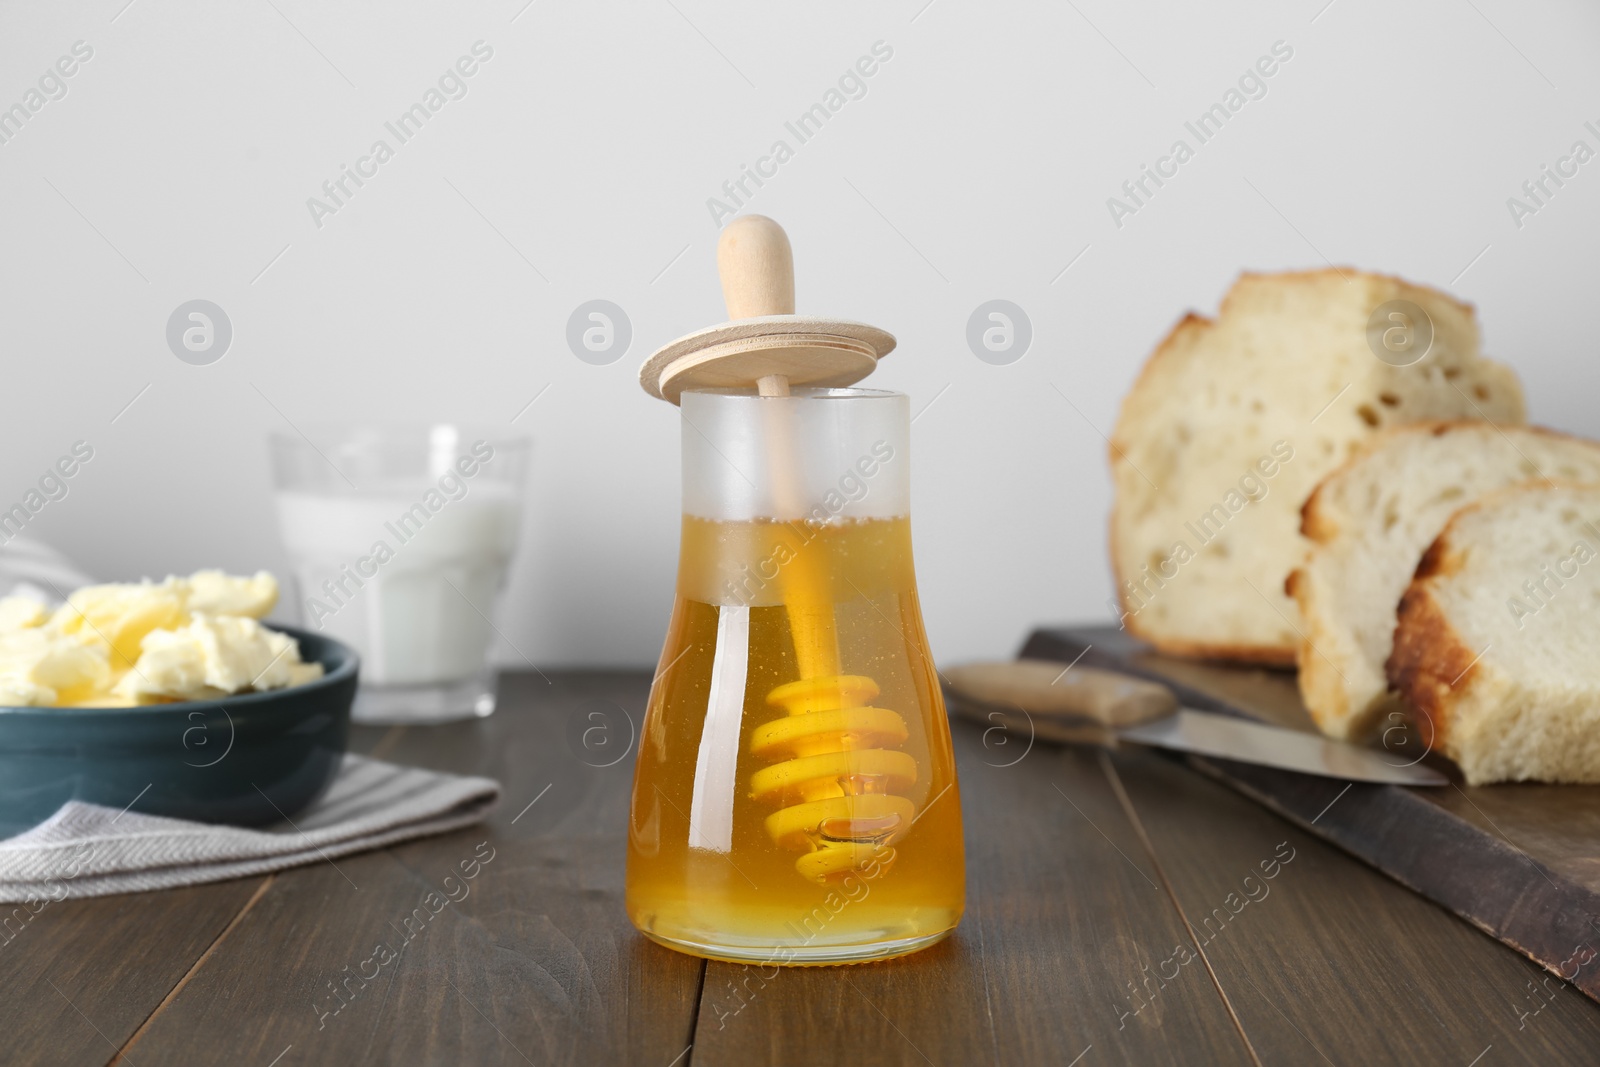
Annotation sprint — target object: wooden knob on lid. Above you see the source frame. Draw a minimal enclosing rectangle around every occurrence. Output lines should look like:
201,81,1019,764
638,215,896,405
718,215,795,320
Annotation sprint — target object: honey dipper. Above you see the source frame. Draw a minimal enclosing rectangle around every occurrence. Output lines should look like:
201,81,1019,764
640,216,913,883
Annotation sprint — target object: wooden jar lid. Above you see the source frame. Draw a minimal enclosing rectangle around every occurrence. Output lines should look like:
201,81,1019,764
638,216,897,405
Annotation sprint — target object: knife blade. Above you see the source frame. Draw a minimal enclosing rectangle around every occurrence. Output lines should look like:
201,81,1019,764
1119,708,1447,786
942,659,1449,787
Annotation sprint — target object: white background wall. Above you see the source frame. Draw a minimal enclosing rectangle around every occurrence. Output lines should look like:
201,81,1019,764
1,0,1597,668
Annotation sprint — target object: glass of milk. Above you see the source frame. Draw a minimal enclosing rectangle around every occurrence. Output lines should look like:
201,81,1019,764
270,425,528,724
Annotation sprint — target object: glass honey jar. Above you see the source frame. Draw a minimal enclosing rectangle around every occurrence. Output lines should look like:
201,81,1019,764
626,386,965,965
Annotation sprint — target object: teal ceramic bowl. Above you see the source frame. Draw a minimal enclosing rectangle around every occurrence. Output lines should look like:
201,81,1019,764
0,625,358,839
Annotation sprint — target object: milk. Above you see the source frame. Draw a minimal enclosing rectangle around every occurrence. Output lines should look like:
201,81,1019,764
275,483,521,687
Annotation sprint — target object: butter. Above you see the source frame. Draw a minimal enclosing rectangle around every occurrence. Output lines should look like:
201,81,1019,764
50,579,187,669
0,628,112,706
286,662,325,687
185,570,279,619
0,570,315,708
0,676,55,706
115,613,320,703
0,597,48,632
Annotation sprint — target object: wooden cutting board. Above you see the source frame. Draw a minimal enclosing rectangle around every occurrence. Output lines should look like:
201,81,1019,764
1021,625,1600,1005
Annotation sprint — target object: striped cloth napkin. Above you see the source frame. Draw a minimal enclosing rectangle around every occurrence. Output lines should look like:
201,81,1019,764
0,755,499,902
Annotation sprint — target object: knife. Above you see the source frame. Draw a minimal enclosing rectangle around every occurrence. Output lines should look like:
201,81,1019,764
942,659,1448,787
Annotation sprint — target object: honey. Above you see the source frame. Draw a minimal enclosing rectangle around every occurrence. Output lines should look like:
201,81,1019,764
626,514,965,964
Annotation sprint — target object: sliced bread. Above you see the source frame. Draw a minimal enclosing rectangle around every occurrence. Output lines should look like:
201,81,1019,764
1109,269,1524,664
1387,484,1600,784
1289,423,1600,739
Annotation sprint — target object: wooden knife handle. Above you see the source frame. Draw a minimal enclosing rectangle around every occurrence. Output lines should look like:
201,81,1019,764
942,660,1177,727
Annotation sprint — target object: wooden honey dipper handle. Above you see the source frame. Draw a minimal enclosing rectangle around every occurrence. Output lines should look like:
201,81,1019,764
719,215,795,319
718,216,796,397
639,213,893,404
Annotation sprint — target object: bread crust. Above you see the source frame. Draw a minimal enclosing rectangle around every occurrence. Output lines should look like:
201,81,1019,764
1384,481,1590,754
1107,297,1270,662
1285,563,1367,734
1107,312,1207,659
1389,482,1600,783
1109,269,1498,664
1105,263,1448,463
1293,421,1596,739
1297,421,1462,542
1228,266,1477,320
1298,421,1594,543
1385,536,1475,751
1107,311,1210,463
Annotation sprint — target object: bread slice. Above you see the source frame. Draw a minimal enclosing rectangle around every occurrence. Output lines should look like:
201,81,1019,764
1290,424,1600,740
1387,484,1600,784
1109,269,1524,665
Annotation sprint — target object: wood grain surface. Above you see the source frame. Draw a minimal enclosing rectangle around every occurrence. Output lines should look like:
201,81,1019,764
1024,626,1600,1010
0,877,266,1067
1109,745,1600,1063
690,744,1251,1067
120,671,703,1067
9,663,1599,1066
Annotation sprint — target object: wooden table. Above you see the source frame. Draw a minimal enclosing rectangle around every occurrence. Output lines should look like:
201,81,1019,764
8,668,1600,1066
